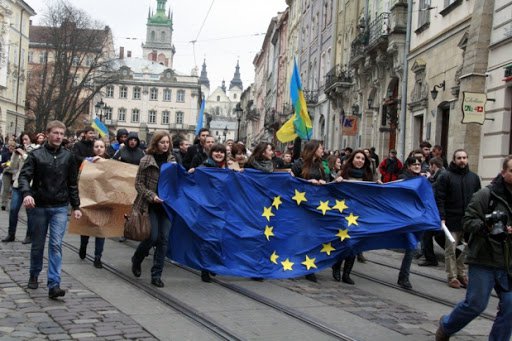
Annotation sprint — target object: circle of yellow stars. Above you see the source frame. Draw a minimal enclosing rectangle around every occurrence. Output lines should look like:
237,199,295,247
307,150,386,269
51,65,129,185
261,189,360,272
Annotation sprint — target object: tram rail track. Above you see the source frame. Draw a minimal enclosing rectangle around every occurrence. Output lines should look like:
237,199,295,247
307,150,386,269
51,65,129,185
63,241,244,341
364,256,499,299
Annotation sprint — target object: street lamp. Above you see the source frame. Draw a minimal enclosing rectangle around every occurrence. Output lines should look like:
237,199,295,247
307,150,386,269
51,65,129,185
234,103,243,142
223,126,228,143
95,99,107,122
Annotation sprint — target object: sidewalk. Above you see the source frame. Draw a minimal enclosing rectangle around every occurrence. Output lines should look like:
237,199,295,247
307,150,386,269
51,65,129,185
0,210,157,340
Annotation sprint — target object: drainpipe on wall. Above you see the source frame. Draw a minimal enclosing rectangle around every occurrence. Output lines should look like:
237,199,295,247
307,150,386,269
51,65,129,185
398,0,412,161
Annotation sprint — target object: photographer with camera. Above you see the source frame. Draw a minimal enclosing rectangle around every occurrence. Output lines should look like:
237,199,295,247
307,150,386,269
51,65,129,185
436,156,512,341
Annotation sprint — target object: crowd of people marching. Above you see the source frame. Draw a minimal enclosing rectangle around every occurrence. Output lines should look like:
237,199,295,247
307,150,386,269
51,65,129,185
0,122,510,340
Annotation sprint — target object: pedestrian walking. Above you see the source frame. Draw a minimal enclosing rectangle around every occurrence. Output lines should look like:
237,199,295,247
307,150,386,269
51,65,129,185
1,133,38,243
332,150,373,285
112,132,145,165
245,142,274,172
78,139,110,269
292,140,331,283
182,128,210,170
19,120,82,299
436,155,512,341
435,149,481,289
378,149,403,183
130,131,175,288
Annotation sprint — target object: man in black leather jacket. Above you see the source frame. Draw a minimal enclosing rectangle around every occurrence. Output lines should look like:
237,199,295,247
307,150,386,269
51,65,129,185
18,120,82,299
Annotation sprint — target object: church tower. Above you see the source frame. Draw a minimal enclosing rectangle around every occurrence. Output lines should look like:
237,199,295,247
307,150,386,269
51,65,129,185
142,0,175,68
199,59,210,98
228,60,243,102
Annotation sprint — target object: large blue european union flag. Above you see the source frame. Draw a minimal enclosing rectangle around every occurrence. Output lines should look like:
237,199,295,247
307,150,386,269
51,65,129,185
159,164,440,279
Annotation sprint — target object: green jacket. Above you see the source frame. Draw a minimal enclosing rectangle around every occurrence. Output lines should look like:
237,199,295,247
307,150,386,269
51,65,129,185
464,175,512,275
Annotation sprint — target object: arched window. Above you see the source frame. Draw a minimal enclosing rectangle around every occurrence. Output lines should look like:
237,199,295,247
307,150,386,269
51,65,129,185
161,31,166,41
151,31,156,41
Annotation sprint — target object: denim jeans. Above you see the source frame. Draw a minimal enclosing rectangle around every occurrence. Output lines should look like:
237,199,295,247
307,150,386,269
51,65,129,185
441,264,512,340
398,248,415,280
30,206,69,289
80,235,105,257
8,188,35,237
134,204,171,279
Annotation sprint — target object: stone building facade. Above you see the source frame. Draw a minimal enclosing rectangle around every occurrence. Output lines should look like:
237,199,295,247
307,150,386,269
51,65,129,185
0,0,35,140
478,0,512,182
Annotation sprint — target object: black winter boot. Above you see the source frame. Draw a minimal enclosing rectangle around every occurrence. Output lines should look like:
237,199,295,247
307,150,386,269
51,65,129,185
332,260,342,282
342,256,355,285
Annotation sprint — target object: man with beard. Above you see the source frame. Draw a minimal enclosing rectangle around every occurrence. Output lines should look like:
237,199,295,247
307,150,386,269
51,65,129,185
435,149,481,289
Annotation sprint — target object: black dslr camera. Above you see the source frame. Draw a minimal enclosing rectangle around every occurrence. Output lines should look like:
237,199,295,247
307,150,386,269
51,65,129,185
485,210,508,237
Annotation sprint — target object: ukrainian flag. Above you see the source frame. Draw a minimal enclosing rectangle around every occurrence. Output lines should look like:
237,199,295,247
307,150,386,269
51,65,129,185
276,59,313,143
91,117,109,138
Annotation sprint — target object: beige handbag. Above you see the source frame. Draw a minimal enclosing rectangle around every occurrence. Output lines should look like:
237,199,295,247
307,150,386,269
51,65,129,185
123,209,151,241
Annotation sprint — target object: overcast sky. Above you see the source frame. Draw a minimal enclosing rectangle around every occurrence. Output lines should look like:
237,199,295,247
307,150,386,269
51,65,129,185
26,0,286,89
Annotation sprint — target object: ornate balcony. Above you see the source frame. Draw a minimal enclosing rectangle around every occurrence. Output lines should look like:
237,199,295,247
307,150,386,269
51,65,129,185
349,32,368,66
368,13,390,49
303,90,319,105
324,65,353,93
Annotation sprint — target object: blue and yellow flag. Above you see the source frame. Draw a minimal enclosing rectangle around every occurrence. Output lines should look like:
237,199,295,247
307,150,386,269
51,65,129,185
159,164,440,278
91,117,109,138
276,59,313,143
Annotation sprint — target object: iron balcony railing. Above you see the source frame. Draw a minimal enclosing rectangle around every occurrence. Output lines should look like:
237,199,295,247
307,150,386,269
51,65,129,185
368,12,390,47
324,65,353,91
303,90,319,104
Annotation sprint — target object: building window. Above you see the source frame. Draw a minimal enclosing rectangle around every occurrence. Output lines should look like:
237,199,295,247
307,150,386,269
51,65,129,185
233,94,237,99
148,110,157,124
161,31,166,41
177,90,185,102
416,0,431,32
131,109,140,123
176,111,184,124
133,87,141,100
150,87,158,100
28,51,33,63
39,51,48,64
105,107,112,121
163,88,171,101
86,55,94,66
120,86,127,98
217,96,220,102
72,56,80,66
106,86,114,98
162,111,170,124
118,108,126,122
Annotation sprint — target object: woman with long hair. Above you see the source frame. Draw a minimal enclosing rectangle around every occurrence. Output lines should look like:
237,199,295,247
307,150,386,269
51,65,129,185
131,131,175,288
291,140,330,282
332,149,374,285
78,139,110,268
245,142,274,172
327,154,342,181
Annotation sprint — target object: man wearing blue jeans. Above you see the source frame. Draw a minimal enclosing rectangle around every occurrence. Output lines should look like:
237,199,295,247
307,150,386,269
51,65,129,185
18,120,82,299
436,156,512,340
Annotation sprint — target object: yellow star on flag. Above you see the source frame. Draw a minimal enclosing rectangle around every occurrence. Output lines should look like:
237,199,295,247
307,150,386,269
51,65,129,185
281,258,294,271
272,196,282,210
336,228,351,241
292,189,307,205
270,251,279,264
320,242,336,256
262,206,275,221
316,201,332,215
345,213,359,226
333,199,348,213
264,225,275,241
301,255,317,270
